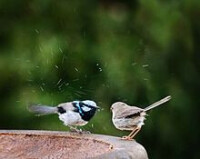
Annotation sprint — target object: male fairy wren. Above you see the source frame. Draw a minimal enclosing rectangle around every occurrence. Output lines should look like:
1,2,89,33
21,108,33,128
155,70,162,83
29,100,100,132
111,96,171,140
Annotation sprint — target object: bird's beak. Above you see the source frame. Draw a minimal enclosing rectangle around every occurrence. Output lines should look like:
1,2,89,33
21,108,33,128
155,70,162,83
96,106,100,109
96,106,101,112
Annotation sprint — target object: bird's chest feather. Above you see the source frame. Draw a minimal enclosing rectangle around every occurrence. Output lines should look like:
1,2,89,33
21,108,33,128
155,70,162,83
113,113,146,130
58,111,87,126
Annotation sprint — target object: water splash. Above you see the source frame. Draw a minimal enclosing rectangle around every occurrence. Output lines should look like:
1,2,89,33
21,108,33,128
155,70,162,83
35,29,39,34
57,79,62,85
59,48,63,53
142,64,149,68
55,65,59,69
40,86,44,92
74,68,79,72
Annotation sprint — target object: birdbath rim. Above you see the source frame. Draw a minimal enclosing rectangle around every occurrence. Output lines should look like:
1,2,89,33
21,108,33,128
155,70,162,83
0,130,148,159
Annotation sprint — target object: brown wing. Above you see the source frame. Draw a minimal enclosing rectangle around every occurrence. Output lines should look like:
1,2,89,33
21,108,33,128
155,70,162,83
114,106,144,119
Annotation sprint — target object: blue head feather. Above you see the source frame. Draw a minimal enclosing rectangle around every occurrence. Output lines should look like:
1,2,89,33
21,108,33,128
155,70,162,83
72,100,99,121
73,101,84,116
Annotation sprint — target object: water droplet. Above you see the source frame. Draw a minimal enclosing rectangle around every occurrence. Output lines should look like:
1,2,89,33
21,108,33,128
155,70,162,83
59,48,63,53
142,64,149,68
39,46,43,52
131,62,137,66
58,82,64,91
75,68,79,72
62,55,67,64
40,86,44,92
72,79,79,82
35,29,39,34
57,79,62,85
55,65,59,69
65,83,69,86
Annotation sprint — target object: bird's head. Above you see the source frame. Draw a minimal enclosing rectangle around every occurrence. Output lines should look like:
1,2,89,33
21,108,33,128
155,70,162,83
73,100,100,121
110,102,127,111
110,102,128,117
82,100,100,109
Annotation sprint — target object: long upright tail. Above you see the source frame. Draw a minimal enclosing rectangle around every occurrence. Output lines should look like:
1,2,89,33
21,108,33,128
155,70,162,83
28,104,58,115
143,96,171,112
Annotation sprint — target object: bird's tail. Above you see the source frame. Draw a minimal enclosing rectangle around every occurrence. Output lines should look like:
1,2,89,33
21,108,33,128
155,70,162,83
28,104,58,115
144,96,171,112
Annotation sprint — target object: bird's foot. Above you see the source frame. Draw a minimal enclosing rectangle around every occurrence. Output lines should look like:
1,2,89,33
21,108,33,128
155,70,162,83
80,130,91,134
69,127,81,133
69,127,91,134
121,136,133,141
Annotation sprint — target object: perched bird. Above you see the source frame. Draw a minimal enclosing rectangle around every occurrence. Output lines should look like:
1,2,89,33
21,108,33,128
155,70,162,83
111,96,171,140
28,100,100,132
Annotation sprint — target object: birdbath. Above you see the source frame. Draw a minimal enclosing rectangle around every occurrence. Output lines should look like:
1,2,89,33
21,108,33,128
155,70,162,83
0,130,148,159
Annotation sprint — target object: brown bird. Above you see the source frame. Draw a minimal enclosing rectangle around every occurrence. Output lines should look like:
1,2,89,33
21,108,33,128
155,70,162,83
111,96,171,140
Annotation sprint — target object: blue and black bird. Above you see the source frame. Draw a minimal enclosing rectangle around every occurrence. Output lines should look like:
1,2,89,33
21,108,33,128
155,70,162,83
29,100,100,131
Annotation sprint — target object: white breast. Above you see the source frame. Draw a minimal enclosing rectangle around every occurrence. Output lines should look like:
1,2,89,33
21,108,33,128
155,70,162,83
58,111,88,126
112,116,146,131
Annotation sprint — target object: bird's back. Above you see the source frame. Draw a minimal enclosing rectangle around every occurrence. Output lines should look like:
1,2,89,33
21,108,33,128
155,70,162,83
112,104,146,130
113,104,144,119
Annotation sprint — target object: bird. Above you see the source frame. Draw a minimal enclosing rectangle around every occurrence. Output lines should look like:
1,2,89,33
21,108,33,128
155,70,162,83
110,96,171,140
28,100,100,132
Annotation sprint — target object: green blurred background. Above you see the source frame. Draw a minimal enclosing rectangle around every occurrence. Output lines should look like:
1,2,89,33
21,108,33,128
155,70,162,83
0,0,200,158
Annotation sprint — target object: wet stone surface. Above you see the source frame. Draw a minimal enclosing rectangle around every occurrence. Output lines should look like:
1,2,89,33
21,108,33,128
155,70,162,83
0,133,110,159
0,130,148,159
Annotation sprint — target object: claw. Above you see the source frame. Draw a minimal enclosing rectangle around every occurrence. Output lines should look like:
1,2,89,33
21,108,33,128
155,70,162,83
81,130,91,134
69,127,91,134
69,127,81,133
121,136,133,141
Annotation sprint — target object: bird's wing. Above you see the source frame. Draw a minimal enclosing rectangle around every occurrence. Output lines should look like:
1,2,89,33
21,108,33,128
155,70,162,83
57,102,75,111
114,106,144,119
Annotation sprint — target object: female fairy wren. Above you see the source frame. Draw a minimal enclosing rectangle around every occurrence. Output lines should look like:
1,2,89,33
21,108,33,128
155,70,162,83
111,96,171,140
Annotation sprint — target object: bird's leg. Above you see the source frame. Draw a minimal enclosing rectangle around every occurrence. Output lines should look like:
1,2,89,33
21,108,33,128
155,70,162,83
81,130,91,134
69,127,91,134
121,127,141,140
69,126,81,133
129,127,141,139
121,127,137,140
